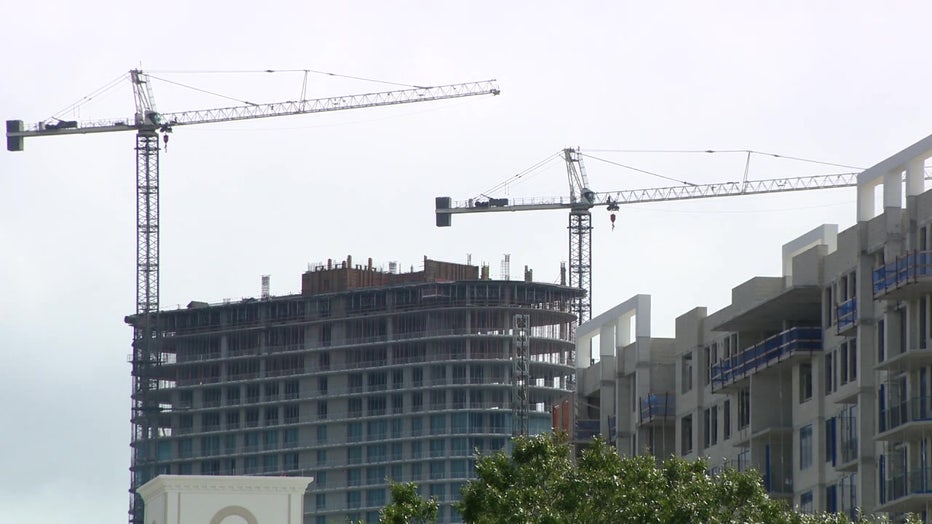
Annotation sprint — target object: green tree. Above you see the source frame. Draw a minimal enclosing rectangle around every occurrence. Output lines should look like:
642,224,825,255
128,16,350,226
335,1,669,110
378,481,438,524
453,433,916,524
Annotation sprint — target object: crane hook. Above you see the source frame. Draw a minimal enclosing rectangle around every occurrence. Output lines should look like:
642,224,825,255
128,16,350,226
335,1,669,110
162,133,170,152
606,197,620,230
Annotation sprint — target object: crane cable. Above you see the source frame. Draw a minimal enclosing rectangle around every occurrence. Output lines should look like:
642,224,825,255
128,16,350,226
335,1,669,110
474,152,563,201
50,71,129,121
587,148,865,171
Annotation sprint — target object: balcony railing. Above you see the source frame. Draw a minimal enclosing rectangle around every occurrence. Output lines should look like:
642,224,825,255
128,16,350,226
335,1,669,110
711,327,822,390
879,396,932,433
885,468,932,503
575,419,600,442
638,393,675,425
836,298,857,333
873,251,932,296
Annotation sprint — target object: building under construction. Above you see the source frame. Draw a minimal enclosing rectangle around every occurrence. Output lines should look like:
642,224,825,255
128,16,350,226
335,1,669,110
125,256,582,523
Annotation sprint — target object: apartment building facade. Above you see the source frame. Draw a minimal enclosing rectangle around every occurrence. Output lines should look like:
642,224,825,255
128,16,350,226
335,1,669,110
126,257,581,523
576,134,932,521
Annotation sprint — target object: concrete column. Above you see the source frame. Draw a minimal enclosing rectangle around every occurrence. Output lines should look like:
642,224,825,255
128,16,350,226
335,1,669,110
884,170,902,209
858,180,876,222
907,158,925,197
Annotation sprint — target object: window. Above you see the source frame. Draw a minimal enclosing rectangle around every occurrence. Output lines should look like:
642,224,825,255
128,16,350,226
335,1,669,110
825,418,836,464
840,340,857,385
877,319,886,363
317,401,327,420
392,369,404,389
411,440,423,459
242,432,259,453
681,414,693,455
226,386,240,405
367,396,386,416
826,485,837,512
316,449,327,466
825,352,835,394
411,462,422,480
346,490,361,509
178,438,192,458
366,466,386,485
723,400,731,441
347,422,362,442
284,404,299,424
799,363,813,403
265,382,279,400
315,493,326,511
430,460,446,479
430,439,446,458
451,413,468,434
318,376,328,395
349,373,363,393
284,452,298,471
411,417,423,437
800,424,813,470
703,346,711,385
282,427,298,448
681,352,693,393
711,405,718,445
316,425,327,444
259,407,278,429
348,398,362,417
703,409,711,449
367,488,386,508
411,391,423,412
431,415,446,435
849,339,857,381
347,469,361,487
391,418,403,439
392,394,404,414
368,444,386,462
316,470,327,488
262,454,278,473
430,390,446,410
284,380,299,399
799,491,813,513
368,371,387,391
263,430,278,450
738,388,750,429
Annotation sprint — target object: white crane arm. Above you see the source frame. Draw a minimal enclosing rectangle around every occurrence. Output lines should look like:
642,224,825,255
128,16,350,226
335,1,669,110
599,172,858,205
435,172,858,224
158,80,499,127
7,80,500,146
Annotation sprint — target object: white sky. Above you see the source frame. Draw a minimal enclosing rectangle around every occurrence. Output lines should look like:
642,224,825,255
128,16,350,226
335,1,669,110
2,1,932,522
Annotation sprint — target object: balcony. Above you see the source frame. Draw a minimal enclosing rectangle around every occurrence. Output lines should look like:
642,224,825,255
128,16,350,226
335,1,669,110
711,327,822,392
873,251,932,300
881,468,932,514
835,298,857,335
638,393,675,426
879,396,932,440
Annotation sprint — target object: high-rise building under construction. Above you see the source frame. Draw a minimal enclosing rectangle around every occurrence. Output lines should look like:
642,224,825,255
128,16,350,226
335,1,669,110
125,256,582,523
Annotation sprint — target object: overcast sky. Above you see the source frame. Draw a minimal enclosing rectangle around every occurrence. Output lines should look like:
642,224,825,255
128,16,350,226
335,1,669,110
3,1,932,522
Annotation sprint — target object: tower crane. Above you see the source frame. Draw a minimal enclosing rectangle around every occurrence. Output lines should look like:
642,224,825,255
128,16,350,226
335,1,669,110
7,69,499,523
435,147,858,435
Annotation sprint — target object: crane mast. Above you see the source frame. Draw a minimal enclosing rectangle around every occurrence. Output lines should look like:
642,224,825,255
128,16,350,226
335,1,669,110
436,149,860,436
7,69,499,524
